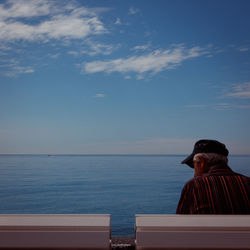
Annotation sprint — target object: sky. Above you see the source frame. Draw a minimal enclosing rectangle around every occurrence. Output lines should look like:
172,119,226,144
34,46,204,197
0,0,250,154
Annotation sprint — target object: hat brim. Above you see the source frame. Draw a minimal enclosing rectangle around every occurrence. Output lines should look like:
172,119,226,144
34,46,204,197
181,153,195,168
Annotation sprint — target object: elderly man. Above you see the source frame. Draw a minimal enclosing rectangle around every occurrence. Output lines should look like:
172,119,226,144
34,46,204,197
177,139,250,214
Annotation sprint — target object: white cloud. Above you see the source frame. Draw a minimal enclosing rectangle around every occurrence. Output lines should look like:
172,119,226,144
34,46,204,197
0,44,11,50
224,82,250,99
185,102,250,110
82,45,208,77
238,47,249,52
68,51,79,57
94,93,105,98
211,103,250,110
115,18,121,25
0,0,109,77
0,0,106,42
131,43,151,51
129,7,139,15
229,104,250,109
50,53,60,59
0,51,36,77
0,56,35,77
67,40,117,57
187,82,250,110
81,41,115,56
0,0,52,19
3,65,34,77
185,104,210,109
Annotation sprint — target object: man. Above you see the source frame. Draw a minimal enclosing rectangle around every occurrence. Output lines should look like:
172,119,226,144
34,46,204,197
176,139,250,214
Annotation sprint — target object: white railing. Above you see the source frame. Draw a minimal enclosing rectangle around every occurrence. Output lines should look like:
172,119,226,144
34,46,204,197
0,214,111,249
135,214,250,249
1,214,250,249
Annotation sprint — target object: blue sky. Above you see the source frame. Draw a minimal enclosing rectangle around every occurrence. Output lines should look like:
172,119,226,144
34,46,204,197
0,0,250,154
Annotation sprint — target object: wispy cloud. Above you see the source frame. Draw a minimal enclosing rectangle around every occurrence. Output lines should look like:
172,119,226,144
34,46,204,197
185,82,250,110
185,104,210,109
185,102,250,110
0,0,52,19
115,18,121,25
131,43,151,52
129,7,140,15
3,65,34,77
81,41,116,56
0,0,107,42
68,51,79,56
0,0,110,77
50,53,60,59
94,93,105,98
0,44,11,51
67,40,117,57
238,47,250,52
223,82,250,99
0,58,34,77
82,45,208,78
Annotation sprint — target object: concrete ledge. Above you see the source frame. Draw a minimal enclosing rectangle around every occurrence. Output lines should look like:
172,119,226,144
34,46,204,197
135,215,250,249
0,214,111,249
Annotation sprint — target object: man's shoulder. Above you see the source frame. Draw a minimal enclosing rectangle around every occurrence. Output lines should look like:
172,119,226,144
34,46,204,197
207,169,250,181
184,171,250,187
182,177,197,188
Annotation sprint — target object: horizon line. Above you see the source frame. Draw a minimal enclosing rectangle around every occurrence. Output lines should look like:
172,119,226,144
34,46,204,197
0,153,250,157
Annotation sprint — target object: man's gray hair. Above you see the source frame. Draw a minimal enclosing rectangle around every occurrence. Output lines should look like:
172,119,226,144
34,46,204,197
193,153,228,166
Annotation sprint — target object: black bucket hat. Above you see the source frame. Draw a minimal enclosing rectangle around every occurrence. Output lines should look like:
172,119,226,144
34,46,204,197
182,139,229,168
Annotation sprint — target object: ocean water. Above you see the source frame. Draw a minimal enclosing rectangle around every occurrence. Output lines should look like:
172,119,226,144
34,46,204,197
0,154,249,237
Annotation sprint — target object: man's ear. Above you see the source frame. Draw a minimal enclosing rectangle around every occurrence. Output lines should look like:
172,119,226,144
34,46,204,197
196,155,206,169
199,156,206,169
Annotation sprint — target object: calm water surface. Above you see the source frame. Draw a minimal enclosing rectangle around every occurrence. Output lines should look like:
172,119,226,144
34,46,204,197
0,155,249,236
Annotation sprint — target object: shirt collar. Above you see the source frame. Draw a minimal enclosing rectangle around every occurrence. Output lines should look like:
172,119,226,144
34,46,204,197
206,164,233,176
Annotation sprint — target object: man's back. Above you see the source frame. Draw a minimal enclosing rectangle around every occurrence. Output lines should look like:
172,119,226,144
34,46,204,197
176,164,250,214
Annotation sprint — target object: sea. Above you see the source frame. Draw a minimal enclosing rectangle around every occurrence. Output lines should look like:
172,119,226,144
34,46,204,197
0,154,249,237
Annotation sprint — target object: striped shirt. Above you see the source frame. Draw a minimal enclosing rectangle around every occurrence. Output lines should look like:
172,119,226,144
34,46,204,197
176,164,250,214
